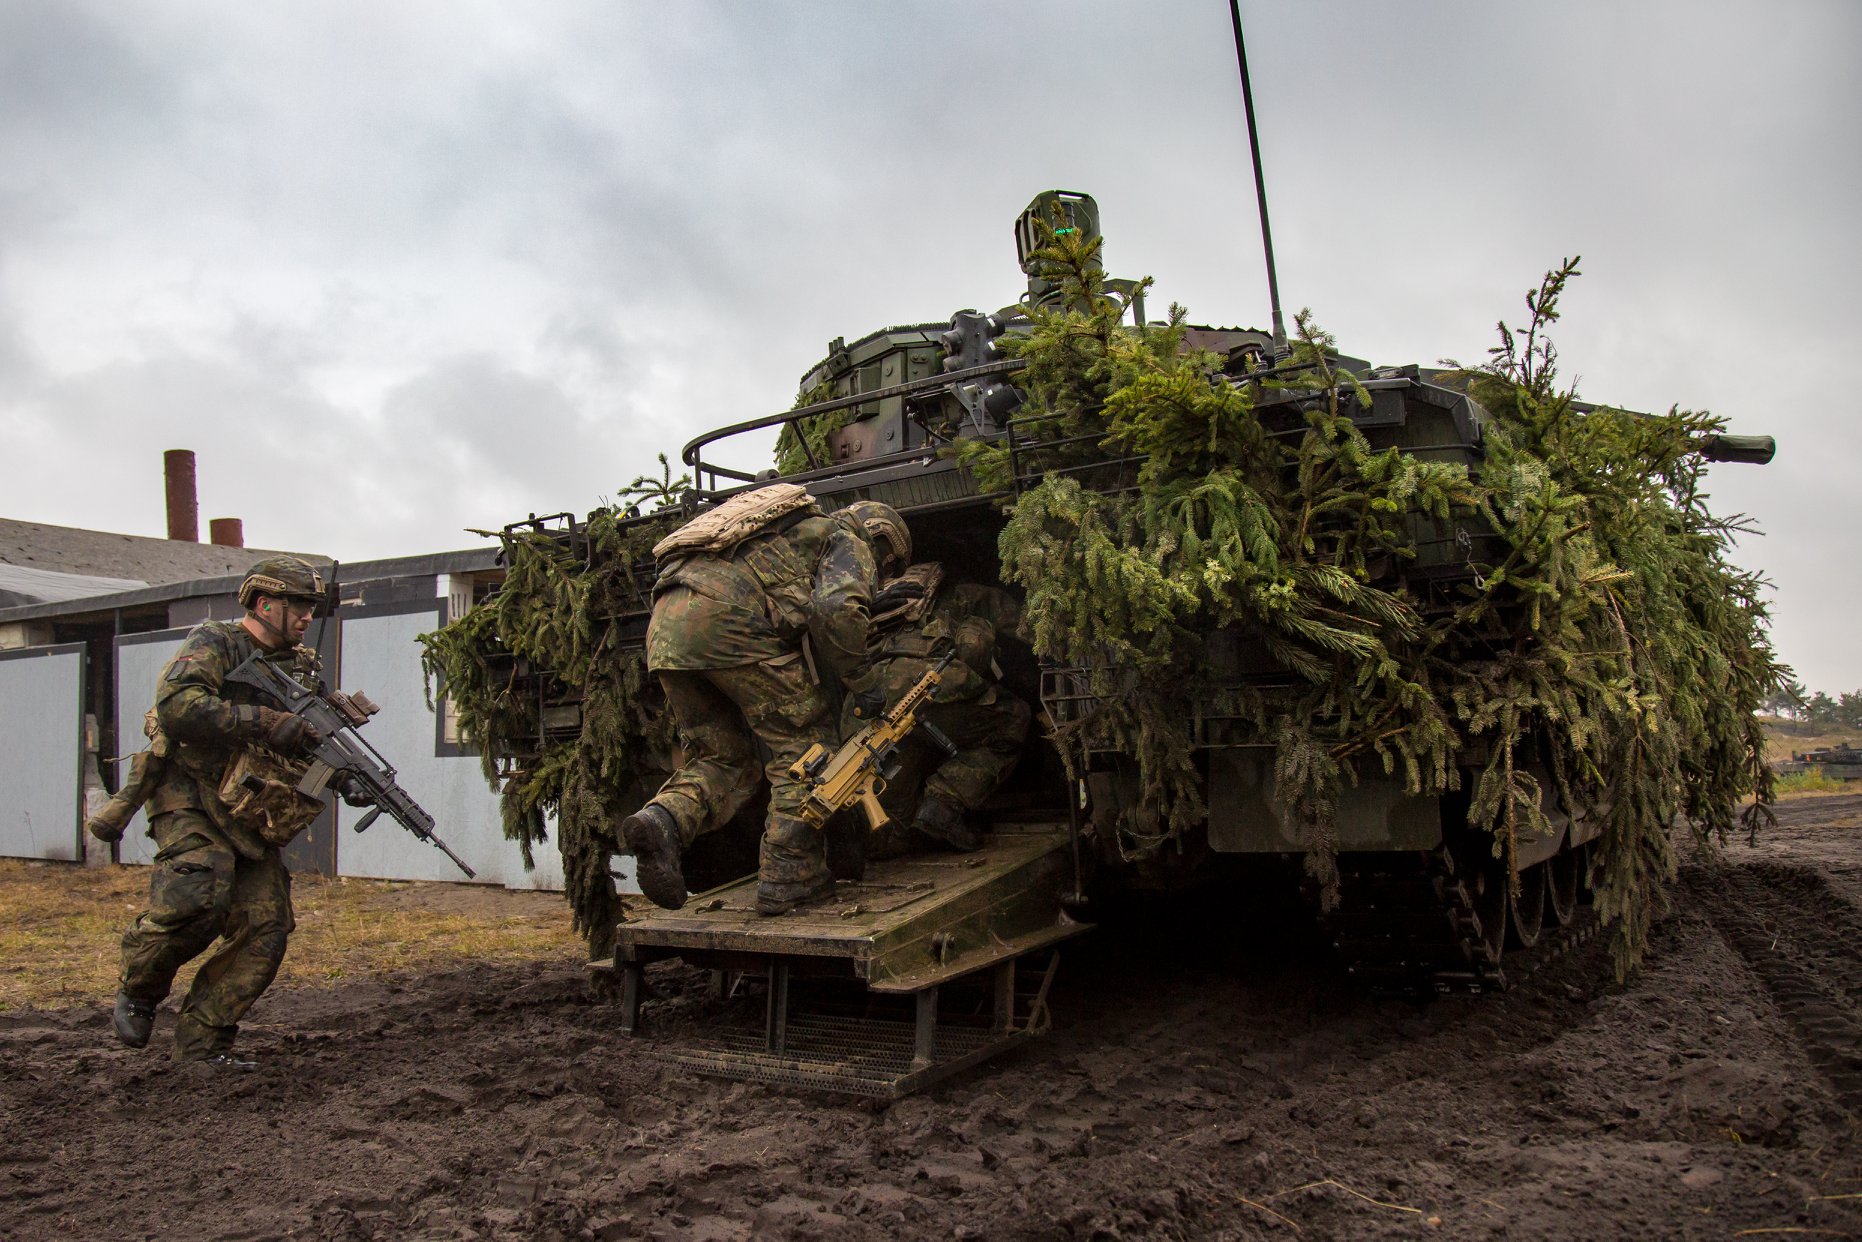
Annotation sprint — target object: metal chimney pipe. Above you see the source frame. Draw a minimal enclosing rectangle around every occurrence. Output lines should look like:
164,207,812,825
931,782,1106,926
163,449,199,542
208,517,245,548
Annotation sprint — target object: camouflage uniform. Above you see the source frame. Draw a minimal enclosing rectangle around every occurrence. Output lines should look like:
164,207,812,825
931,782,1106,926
845,580,1030,839
118,619,321,1060
643,509,881,897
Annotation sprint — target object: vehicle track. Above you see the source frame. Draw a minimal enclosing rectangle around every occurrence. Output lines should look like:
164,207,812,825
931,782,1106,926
1691,860,1862,1113
1327,848,1604,997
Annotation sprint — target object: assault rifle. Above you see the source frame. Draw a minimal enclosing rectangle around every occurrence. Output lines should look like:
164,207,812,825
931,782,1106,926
788,653,959,831
225,652,476,878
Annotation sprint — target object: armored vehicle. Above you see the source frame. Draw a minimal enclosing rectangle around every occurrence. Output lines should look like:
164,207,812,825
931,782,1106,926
447,190,1775,1094
1790,743,1862,782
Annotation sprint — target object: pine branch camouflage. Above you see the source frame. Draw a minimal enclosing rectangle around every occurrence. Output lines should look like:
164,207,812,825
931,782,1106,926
420,230,1780,978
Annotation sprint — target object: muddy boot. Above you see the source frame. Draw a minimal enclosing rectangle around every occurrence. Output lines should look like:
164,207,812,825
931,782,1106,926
913,796,983,852
756,815,833,916
621,804,687,910
112,992,156,1049
755,874,836,917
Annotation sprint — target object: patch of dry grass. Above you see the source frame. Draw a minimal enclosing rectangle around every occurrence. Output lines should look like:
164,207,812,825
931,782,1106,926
0,858,585,1012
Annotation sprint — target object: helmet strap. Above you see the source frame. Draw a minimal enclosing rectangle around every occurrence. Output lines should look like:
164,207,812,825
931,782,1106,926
249,595,296,650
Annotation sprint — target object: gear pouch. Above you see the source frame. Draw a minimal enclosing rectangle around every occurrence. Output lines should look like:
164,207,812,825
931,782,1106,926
218,747,323,846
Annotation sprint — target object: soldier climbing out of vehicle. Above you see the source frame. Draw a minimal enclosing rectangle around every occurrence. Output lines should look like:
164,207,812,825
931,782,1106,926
617,487,912,916
850,564,1031,856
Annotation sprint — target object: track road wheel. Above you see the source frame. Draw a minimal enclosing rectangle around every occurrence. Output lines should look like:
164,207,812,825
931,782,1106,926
1546,847,1580,927
1463,847,1508,963
1576,840,1601,906
1507,863,1546,949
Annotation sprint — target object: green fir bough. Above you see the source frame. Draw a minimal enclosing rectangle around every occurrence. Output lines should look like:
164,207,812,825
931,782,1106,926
418,461,688,956
990,233,1780,972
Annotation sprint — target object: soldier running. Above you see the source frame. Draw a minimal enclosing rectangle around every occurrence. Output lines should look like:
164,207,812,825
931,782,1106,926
110,556,338,1066
619,487,911,915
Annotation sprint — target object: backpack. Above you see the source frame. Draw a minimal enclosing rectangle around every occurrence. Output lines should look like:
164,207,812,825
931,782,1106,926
651,483,819,564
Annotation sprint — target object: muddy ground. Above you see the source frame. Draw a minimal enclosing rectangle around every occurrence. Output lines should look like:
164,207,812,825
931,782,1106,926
4,801,1860,1240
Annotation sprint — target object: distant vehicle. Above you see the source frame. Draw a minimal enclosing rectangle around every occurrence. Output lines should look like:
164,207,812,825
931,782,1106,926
1782,742,1862,781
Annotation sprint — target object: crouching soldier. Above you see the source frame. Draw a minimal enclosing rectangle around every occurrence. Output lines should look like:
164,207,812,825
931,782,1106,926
852,565,1031,853
112,556,332,1067
619,488,912,916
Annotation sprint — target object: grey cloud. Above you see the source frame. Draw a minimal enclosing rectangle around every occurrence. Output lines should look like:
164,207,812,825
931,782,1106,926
0,2,182,143
380,353,582,480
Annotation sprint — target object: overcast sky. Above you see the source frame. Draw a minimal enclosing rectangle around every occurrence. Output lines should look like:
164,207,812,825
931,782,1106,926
1,2,1855,689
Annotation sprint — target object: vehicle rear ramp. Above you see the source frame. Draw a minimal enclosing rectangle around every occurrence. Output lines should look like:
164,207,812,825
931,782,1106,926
596,821,1090,1097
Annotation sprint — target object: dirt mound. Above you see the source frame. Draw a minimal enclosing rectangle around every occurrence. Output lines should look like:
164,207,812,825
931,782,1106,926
4,814,1860,1239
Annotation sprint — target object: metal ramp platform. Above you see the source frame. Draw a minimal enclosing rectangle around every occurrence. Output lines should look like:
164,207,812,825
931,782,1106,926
598,823,1090,1097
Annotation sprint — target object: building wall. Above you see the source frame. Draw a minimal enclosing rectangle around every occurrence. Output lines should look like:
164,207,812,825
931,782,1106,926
331,600,564,889
0,642,85,861
112,630,188,867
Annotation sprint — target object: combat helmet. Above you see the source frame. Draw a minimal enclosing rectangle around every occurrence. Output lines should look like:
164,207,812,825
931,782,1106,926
840,500,912,571
238,555,326,611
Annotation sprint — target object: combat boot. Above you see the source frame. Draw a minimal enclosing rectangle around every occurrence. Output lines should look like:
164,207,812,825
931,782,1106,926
621,803,687,910
754,873,835,917
756,814,834,916
913,796,983,852
112,992,156,1049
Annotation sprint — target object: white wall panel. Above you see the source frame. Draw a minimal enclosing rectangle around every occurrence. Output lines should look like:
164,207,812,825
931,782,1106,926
0,644,84,861
333,607,544,886
116,626,344,874
112,631,190,867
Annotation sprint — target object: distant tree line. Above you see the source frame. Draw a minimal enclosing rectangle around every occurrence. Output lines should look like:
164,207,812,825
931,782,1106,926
1764,681,1862,728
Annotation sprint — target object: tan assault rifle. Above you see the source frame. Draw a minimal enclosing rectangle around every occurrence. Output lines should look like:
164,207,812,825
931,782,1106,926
789,654,958,831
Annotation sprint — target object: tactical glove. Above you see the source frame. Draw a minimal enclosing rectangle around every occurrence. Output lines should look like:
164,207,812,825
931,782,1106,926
848,684,889,720
257,708,323,755
333,772,377,808
871,576,929,614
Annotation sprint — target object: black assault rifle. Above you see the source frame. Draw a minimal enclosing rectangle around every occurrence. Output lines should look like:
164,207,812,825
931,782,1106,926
226,652,476,878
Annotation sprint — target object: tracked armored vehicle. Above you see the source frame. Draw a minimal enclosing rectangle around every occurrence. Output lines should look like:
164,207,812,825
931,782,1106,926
449,190,1775,1094
1785,743,1862,782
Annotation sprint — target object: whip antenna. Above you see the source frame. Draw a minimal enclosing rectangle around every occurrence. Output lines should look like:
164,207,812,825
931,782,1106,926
1229,0,1286,358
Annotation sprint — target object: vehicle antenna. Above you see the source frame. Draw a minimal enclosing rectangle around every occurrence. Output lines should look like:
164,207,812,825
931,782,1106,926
1228,0,1287,359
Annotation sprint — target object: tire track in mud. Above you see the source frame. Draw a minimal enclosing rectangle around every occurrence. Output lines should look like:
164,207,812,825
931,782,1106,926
1690,861,1862,1113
